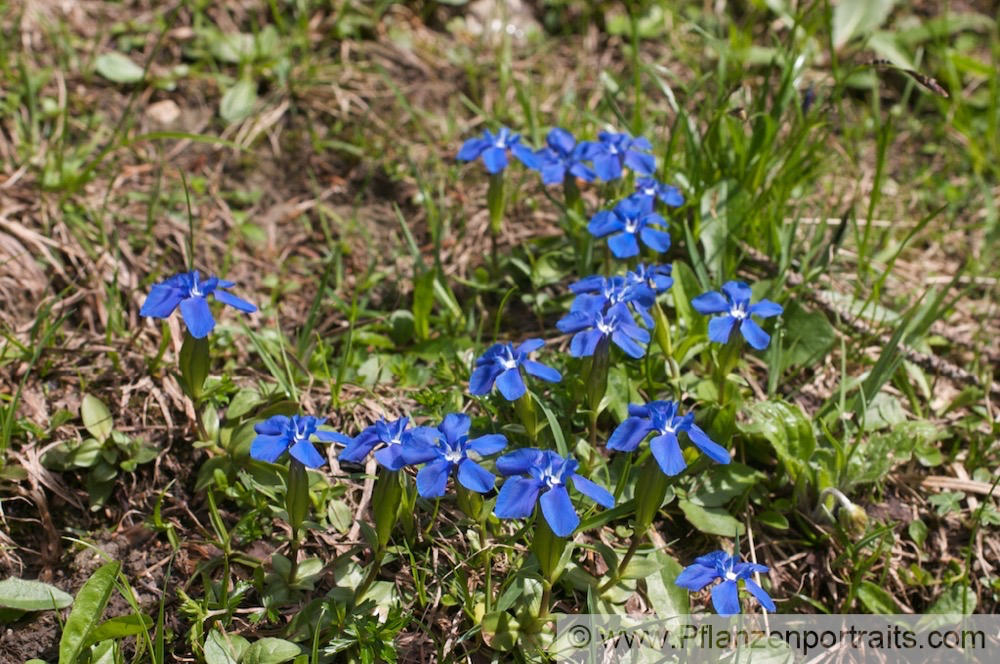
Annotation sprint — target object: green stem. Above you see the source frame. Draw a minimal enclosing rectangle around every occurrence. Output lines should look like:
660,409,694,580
597,530,643,594
354,548,385,605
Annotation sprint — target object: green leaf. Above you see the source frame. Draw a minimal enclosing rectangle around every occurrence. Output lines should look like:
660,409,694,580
679,500,745,537
927,584,977,615
220,79,257,124
41,438,104,470
204,629,249,664
81,394,113,442
0,577,73,611
242,638,301,664
832,0,896,49
412,269,436,341
210,32,255,64
741,400,816,484
907,520,928,547
857,580,901,614
778,301,835,372
85,614,153,647
481,610,519,652
757,510,790,530
59,561,121,664
94,52,145,84
689,462,763,507
621,557,663,580
644,551,690,617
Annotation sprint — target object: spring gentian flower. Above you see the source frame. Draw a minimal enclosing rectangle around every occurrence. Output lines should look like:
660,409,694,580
569,274,653,327
588,195,670,258
556,301,650,359
251,415,340,468
535,128,597,185
608,401,730,475
628,264,674,294
494,448,614,537
469,339,562,401
691,281,783,350
456,127,539,174
140,270,257,339
400,413,507,498
579,131,656,180
635,177,684,207
675,550,775,616
338,416,430,471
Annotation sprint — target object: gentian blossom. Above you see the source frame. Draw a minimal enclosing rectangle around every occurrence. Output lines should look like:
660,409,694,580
400,413,507,498
635,177,684,207
251,415,340,468
456,127,539,174
556,301,650,359
139,270,257,339
338,416,430,471
469,339,562,401
569,273,654,327
588,195,670,258
691,281,783,350
579,131,656,180
607,401,730,476
494,448,614,537
675,550,775,616
535,128,597,185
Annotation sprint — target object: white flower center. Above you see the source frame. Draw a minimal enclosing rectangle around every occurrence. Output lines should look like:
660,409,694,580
624,218,639,234
495,138,507,149
596,319,614,335
643,187,656,196
725,571,738,581
190,284,203,297
608,144,619,155
502,358,518,370
730,304,747,320
445,449,464,463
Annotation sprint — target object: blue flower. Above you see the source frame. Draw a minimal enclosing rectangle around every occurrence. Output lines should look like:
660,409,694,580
578,131,656,180
635,177,684,207
691,281,783,350
469,339,562,401
456,127,539,174
338,416,431,471
494,448,614,537
607,401,730,476
569,274,653,327
535,128,597,185
627,264,674,295
588,195,671,258
140,270,257,339
556,301,650,359
675,550,775,616
400,413,507,498
251,415,340,468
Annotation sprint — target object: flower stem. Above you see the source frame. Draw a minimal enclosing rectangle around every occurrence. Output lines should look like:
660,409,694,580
514,392,537,443
597,529,643,594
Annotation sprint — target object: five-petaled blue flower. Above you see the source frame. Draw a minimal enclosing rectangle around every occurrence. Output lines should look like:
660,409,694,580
627,264,674,296
140,270,257,339
588,195,670,258
494,448,614,537
251,415,340,468
635,177,684,207
400,413,507,498
457,127,539,174
469,339,562,401
569,273,653,327
557,301,650,359
691,281,783,350
579,131,656,180
535,128,597,185
607,401,730,476
338,416,430,471
675,550,775,616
